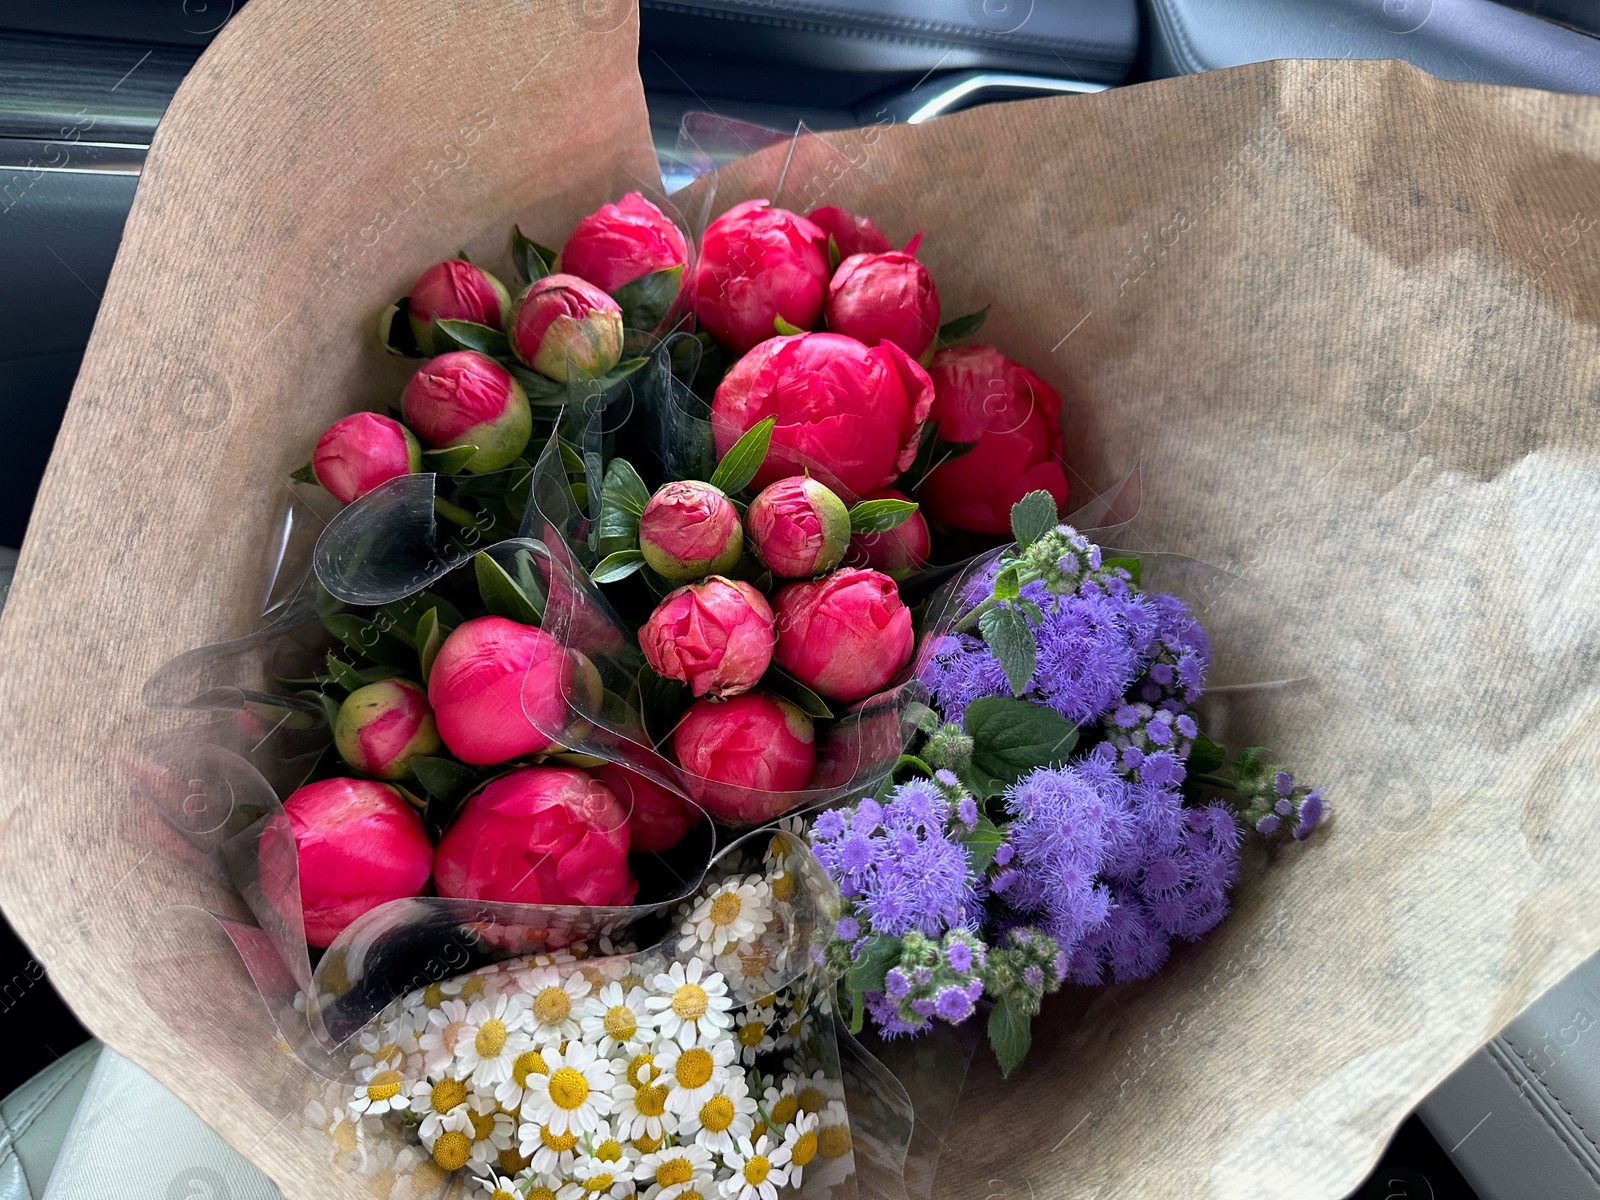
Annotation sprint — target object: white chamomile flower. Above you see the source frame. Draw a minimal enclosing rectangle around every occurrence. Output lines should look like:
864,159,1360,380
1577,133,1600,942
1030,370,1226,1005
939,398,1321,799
764,817,806,867
461,1093,517,1172
634,1141,715,1200
494,1044,553,1111
521,965,591,1045
678,1069,756,1156
813,1099,853,1165
657,1036,736,1116
347,1068,409,1117
729,1009,777,1065
720,1134,791,1200
580,981,652,1053
520,1120,582,1178
419,998,472,1073
457,995,535,1088
759,1076,800,1129
521,1039,617,1136
408,1075,472,1142
678,877,773,960
714,938,789,1001
473,1174,524,1200
645,960,733,1048
791,1070,842,1118
610,1066,677,1142
560,1151,636,1199
778,1111,819,1186
351,1019,419,1076
443,973,491,1003
305,1087,375,1164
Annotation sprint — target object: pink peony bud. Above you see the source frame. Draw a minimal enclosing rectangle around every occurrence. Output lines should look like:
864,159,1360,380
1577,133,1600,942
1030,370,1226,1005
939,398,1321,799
637,480,744,582
261,777,433,949
640,576,775,699
506,272,624,381
846,487,930,579
773,568,914,701
427,616,575,765
312,412,423,504
825,251,941,361
591,762,699,854
558,192,689,296
919,345,1070,534
689,200,829,355
806,205,893,259
711,331,934,496
433,766,636,907
401,351,532,473
745,476,850,578
333,678,442,781
407,258,512,354
672,691,815,792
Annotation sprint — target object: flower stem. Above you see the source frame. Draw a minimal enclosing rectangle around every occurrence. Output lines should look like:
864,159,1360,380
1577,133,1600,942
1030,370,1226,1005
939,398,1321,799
952,597,999,635
1191,772,1239,792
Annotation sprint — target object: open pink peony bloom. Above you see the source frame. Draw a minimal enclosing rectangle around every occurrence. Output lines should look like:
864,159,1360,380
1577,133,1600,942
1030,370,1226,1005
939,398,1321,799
591,763,699,854
641,576,775,699
401,350,532,473
673,691,816,793
507,272,624,381
433,766,636,907
261,778,433,949
773,568,914,701
559,192,689,296
745,476,850,578
427,616,574,765
637,480,744,582
690,200,829,354
919,344,1070,534
806,205,893,258
312,412,422,504
711,332,934,497
846,487,930,579
825,251,941,360
333,678,441,781
407,258,512,354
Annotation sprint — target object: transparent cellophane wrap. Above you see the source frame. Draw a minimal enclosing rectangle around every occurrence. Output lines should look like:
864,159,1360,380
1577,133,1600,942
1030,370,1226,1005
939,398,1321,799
5,1,1600,1196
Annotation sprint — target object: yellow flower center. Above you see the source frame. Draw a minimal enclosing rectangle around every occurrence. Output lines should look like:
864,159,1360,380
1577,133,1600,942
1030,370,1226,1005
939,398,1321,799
363,1070,401,1103
492,1191,516,1200
529,1190,557,1200
635,1083,668,1117
791,1130,818,1166
771,872,795,901
819,1124,852,1159
770,1095,799,1125
333,1121,359,1153
366,1169,396,1198
709,892,743,926
626,1053,656,1087
371,1042,403,1068
737,1020,767,1047
548,1068,590,1112
742,1155,772,1185
674,1048,715,1089
469,1109,495,1140
430,1078,467,1114
657,1156,695,1186
580,966,607,991
541,1124,580,1152
458,977,486,1000
581,1173,614,1193
797,1086,827,1114
633,1132,663,1154
603,1004,637,1040
534,985,572,1025
751,1120,767,1141
475,1018,508,1058
498,1147,530,1174
431,1130,471,1171
671,983,709,1020
512,1049,549,1087
422,983,446,1008
740,944,775,977
440,1020,466,1054
698,1094,735,1132
595,1138,623,1162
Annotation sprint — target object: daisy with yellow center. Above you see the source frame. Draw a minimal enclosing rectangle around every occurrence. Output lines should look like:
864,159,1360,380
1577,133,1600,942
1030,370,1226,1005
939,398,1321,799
655,1036,736,1116
457,994,534,1088
351,1020,419,1078
459,1093,516,1173
609,1067,677,1142
520,1120,582,1177
559,1151,634,1199
494,1045,550,1111
520,1040,617,1137
622,1052,658,1090
408,1075,471,1142
791,1069,839,1116
714,938,787,1001
721,1133,792,1200
678,876,773,961
578,981,650,1054
815,1099,852,1161
519,966,591,1046
759,1076,799,1129
676,1069,756,1156
644,959,733,1049
779,1111,819,1186
632,1142,714,1200
418,998,472,1074
730,1010,776,1065
347,1068,409,1117
470,1173,522,1200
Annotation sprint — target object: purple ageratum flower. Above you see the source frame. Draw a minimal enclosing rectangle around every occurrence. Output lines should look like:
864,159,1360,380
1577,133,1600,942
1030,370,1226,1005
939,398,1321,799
920,632,1010,724
1103,702,1197,787
1255,813,1281,835
1274,771,1293,798
865,989,929,1038
884,967,912,998
1293,789,1324,839
946,940,973,972
1133,593,1210,707
934,984,976,1022
835,915,860,942
1029,589,1145,725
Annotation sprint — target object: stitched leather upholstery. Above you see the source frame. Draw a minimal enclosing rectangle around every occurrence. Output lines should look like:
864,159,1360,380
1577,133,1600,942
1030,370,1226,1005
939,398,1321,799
0,1044,96,1200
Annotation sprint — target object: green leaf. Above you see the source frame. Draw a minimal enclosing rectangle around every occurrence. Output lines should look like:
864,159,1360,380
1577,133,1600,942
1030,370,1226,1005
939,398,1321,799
1010,490,1059,550
827,234,842,273
937,306,988,348
290,462,317,485
612,265,683,332
380,590,466,636
988,993,1032,1078
411,755,479,801
762,666,834,720
1188,731,1225,775
1101,555,1142,587
474,552,542,625
508,364,568,403
314,691,341,733
847,498,918,535
600,357,650,387
511,225,555,284
378,296,422,356
847,935,903,996
325,654,365,694
992,564,1022,602
848,989,867,1035
416,608,443,682
773,315,805,336
424,445,479,475
433,319,511,358
322,614,416,669
963,695,1078,797
978,606,1036,696
591,549,646,584
962,813,1005,875
598,457,651,554
708,416,775,494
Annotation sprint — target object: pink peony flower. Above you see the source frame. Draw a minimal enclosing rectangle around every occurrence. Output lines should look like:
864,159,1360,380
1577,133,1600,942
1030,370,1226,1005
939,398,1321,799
773,568,914,701
825,251,941,360
745,476,850,578
401,350,532,473
311,412,422,504
261,777,433,949
846,487,930,579
591,763,699,854
637,480,744,582
407,258,512,354
673,691,816,793
689,200,829,354
433,766,636,907
711,332,934,497
427,616,574,765
640,576,775,699
806,205,893,259
920,345,1070,534
558,192,689,296
333,678,441,781
506,272,624,381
